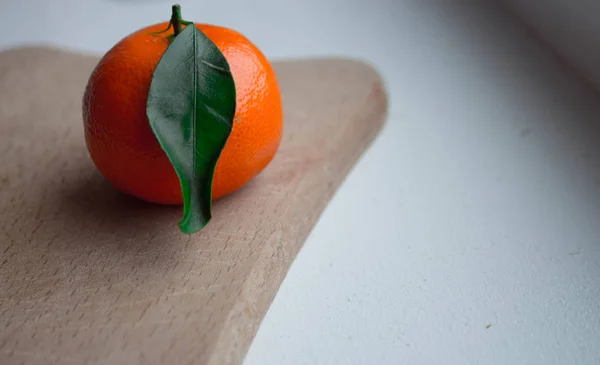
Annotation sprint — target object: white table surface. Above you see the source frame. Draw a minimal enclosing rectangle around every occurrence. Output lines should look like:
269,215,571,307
1,1,599,364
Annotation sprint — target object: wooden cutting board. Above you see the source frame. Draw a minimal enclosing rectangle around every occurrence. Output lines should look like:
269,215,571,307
0,46,388,365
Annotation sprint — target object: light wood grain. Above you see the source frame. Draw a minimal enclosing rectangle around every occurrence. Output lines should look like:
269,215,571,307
0,46,388,365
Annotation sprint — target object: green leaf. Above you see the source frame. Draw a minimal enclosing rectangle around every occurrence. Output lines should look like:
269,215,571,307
146,23,236,234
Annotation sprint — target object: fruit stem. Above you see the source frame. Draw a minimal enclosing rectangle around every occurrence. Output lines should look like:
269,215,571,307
171,4,192,36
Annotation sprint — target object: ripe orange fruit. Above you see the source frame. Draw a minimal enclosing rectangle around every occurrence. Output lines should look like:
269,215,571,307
82,19,283,205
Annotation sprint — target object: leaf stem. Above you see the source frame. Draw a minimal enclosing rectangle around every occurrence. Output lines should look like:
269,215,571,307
171,4,192,37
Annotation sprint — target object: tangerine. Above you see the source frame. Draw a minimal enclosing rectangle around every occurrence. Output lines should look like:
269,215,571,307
82,14,283,205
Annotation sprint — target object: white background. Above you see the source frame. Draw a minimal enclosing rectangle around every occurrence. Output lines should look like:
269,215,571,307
1,1,599,364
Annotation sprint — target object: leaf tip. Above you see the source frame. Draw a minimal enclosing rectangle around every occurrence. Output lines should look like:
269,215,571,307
178,214,211,235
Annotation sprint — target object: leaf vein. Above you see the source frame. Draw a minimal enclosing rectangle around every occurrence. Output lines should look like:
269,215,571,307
203,104,231,126
171,53,196,74
191,26,198,204
200,59,230,75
